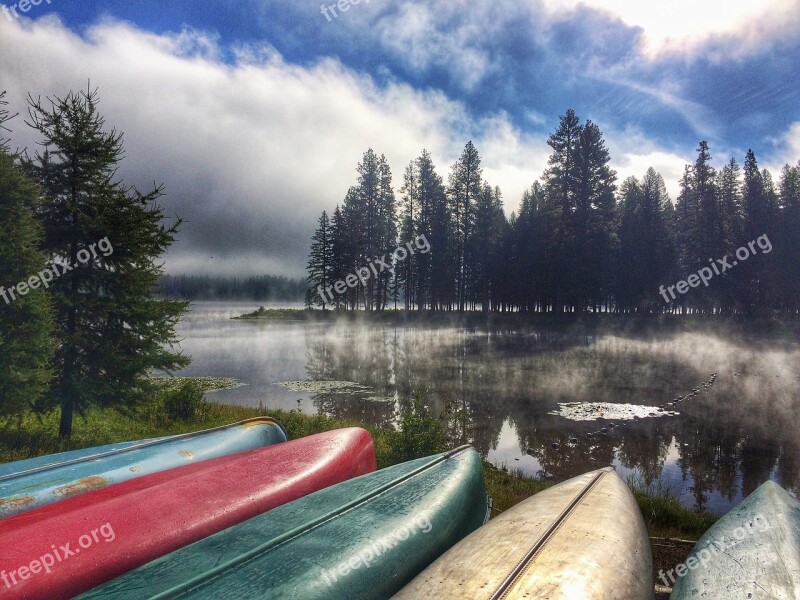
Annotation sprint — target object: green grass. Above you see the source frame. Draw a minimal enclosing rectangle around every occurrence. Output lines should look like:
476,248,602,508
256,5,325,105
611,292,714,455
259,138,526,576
632,487,717,539
0,380,715,541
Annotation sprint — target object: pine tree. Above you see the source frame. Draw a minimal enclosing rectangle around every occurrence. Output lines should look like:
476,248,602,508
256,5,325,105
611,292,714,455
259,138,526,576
510,182,547,312
375,154,396,310
329,205,348,310
470,183,506,311
541,110,583,313
674,166,699,313
777,163,800,313
741,150,776,314
448,141,483,311
23,89,189,439
418,152,451,310
716,158,744,312
0,150,55,417
574,120,617,312
0,91,14,153
615,169,673,312
615,176,645,312
307,211,334,309
395,161,420,310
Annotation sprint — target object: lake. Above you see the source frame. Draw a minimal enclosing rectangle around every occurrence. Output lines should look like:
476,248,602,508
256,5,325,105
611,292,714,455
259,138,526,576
174,301,800,515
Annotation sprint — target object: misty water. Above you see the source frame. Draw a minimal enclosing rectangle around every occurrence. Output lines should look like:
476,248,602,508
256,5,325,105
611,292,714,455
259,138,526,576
174,301,800,515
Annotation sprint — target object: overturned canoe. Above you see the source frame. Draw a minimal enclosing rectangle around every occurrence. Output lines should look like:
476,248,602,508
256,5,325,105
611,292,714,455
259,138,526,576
81,445,489,599
394,466,653,600
670,480,800,599
0,417,287,518
0,438,162,478
1,427,376,599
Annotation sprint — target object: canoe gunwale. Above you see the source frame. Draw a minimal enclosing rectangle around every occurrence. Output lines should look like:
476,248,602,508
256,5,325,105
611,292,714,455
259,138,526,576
143,444,483,599
489,468,608,600
0,417,286,483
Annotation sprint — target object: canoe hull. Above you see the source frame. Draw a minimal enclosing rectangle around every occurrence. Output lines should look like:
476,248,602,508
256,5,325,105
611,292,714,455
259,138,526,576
395,466,653,600
0,439,159,477
670,480,800,600
0,418,287,518
81,445,489,599
1,428,376,599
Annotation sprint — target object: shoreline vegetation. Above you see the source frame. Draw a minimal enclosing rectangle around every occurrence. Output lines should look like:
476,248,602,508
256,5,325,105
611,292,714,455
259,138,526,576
0,376,718,585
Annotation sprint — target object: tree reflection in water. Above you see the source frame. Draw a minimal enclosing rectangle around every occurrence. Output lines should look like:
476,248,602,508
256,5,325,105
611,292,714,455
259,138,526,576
301,322,799,515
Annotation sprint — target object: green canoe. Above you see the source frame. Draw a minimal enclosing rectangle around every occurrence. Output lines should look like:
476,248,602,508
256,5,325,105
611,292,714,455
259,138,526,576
81,445,489,599
669,480,800,599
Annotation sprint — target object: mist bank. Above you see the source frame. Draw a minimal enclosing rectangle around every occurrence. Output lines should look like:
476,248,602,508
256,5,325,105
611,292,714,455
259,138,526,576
235,307,800,337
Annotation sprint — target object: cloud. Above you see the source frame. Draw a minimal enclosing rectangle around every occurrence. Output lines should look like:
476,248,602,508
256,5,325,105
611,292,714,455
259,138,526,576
603,127,691,200
765,122,800,175
0,17,546,275
1,14,794,277
540,0,800,57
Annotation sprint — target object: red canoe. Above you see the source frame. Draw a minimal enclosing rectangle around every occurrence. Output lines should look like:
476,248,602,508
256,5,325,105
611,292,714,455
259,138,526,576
0,427,375,599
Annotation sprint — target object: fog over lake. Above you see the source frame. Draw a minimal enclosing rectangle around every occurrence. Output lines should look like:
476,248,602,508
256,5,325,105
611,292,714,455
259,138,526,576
175,302,800,516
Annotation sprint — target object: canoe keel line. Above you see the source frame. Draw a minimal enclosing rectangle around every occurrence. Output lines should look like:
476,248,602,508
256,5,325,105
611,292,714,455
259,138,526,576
395,466,653,600
489,469,607,600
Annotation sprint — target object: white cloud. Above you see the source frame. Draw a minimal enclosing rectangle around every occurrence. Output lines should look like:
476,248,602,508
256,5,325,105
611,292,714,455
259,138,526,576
2,15,760,276
0,17,544,274
765,122,800,176
541,0,800,57
373,1,502,91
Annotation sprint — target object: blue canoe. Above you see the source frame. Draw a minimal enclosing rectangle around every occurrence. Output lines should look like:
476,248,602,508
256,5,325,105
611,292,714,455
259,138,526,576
0,417,287,519
0,437,168,477
81,445,489,599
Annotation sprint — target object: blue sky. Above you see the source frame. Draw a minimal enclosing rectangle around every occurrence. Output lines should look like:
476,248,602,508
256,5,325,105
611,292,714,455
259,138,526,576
1,0,799,275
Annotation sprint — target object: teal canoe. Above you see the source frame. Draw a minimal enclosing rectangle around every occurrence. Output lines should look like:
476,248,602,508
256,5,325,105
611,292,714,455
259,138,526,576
81,445,489,599
670,480,800,599
0,418,287,518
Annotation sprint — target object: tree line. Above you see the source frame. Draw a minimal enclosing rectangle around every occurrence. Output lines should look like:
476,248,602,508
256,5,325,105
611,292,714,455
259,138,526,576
308,110,800,315
159,274,306,301
0,89,186,438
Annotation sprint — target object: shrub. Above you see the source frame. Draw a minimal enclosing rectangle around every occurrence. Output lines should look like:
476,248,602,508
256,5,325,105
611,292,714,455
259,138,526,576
385,398,449,465
160,380,208,422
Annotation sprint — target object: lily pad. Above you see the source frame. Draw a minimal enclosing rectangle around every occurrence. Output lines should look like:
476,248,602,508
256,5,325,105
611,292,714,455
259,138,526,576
549,402,679,421
278,380,371,394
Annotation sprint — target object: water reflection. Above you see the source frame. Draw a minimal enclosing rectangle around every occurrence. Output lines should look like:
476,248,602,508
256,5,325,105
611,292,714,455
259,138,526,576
176,303,800,515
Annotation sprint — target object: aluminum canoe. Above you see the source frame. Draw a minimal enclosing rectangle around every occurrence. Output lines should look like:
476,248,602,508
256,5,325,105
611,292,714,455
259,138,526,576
670,480,800,600
80,445,489,600
394,466,653,600
0,417,287,519
1,427,376,599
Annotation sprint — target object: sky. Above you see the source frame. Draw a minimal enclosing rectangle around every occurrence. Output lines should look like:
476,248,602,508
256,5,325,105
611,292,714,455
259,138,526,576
1,0,798,276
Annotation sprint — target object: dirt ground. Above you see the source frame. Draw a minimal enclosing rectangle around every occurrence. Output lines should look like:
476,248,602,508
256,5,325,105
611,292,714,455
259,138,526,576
650,537,697,597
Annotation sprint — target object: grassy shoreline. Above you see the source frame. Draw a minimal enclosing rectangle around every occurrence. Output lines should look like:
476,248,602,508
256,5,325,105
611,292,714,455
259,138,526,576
0,378,717,585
